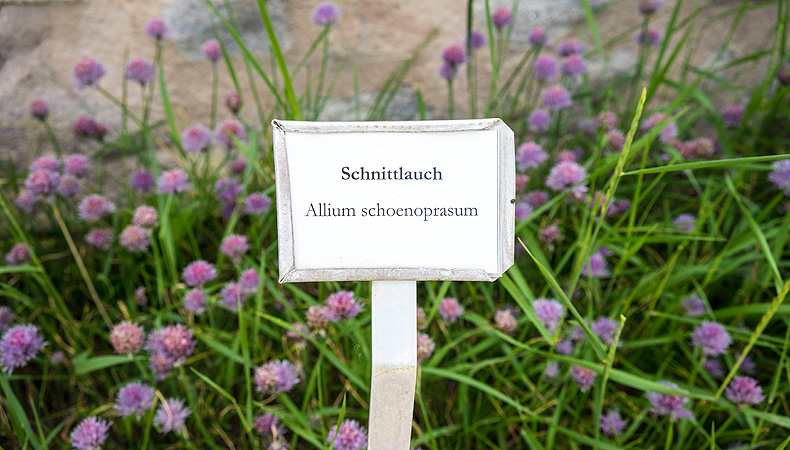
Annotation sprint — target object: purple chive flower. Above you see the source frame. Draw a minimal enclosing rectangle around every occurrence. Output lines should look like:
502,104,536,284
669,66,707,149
543,361,559,379
673,213,696,232
202,39,222,62
231,159,247,174
214,119,245,149
582,252,610,278
495,309,517,335
542,85,572,110
605,129,626,152
182,260,217,287
226,91,242,113
25,169,60,197
56,177,78,199
183,289,207,315
691,321,732,356
546,161,588,199
726,377,765,405
0,307,12,332
738,354,756,375
29,99,49,120
639,0,666,15
70,416,111,450
439,297,464,323
439,62,457,80
30,155,60,172
595,111,618,131
145,17,170,40
540,224,562,245
683,294,706,317
155,398,191,433
646,381,694,420
239,269,260,295
704,359,724,378
561,54,586,76
254,359,300,394
312,2,341,26
254,412,284,437
50,351,66,365
642,112,678,142
132,205,159,228
417,332,435,363
73,56,106,89
286,322,309,344
110,321,145,355
306,305,330,329
525,190,550,208
571,365,597,392
515,174,529,191
73,117,96,137
324,291,363,322
220,234,249,263
468,29,487,50
515,203,533,221
135,286,148,306
600,409,627,437
131,170,156,193
528,108,551,132
529,27,548,48
5,243,31,266
215,178,243,203
533,298,564,333
592,317,619,345
0,324,46,373
157,169,192,194
85,228,113,250
555,340,574,355
244,193,272,215
516,142,548,171
64,154,90,178
115,382,155,419
181,124,211,153
557,38,585,57
534,54,559,81
491,7,512,30
126,58,155,86
120,225,150,252
770,160,790,196
590,191,616,217
78,195,116,223
327,419,367,450
636,26,662,46
442,44,467,67
219,282,246,312
721,104,745,127
146,324,196,368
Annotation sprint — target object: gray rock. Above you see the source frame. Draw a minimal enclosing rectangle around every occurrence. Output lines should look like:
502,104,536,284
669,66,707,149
318,86,432,121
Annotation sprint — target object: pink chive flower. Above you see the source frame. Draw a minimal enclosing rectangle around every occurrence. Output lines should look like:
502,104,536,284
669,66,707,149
215,178,243,203
183,289,207,315
64,154,90,178
673,213,696,232
592,317,619,345
70,416,111,450
78,195,116,223
214,119,245,149
254,359,300,394
468,29,487,50
491,7,512,30
721,104,745,127
542,85,572,110
439,297,464,323
226,91,242,113
416,307,428,330
525,190,550,208
495,309,517,335
683,294,706,317
155,398,191,433
528,108,551,132
115,382,155,419
157,169,192,194
515,174,529,191
540,224,563,245
181,124,211,153
119,225,151,252
0,307,13,332
306,305,330,329
85,228,113,250
778,64,790,85
25,169,59,197
605,129,626,152
636,26,662,47
220,234,249,263
561,54,586,76
642,112,678,142
145,17,170,40
231,159,247,174
5,243,31,266
769,160,790,196
131,170,156,192
543,361,560,380
646,381,693,420
533,298,564,333
534,54,559,81
529,27,548,48
595,111,618,131
239,268,260,295
439,62,457,80
442,44,467,67
146,325,196,370
639,0,666,15
132,205,159,228
557,38,585,57
202,38,222,62
546,161,588,199
286,323,309,344
571,365,597,392
135,286,148,306
73,56,106,89
516,142,548,171
417,332,435,363
126,58,155,86
725,376,765,406
110,321,145,355
327,419,367,450
691,321,732,356
312,2,341,26
182,260,217,287
324,291,363,322
219,282,246,312
254,412,284,438
582,252,610,278
600,409,627,436
515,202,533,221
73,116,96,137
30,156,60,172
244,193,272,215
0,324,46,373
29,99,50,120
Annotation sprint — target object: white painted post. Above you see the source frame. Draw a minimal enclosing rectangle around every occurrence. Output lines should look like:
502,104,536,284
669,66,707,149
368,280,417,450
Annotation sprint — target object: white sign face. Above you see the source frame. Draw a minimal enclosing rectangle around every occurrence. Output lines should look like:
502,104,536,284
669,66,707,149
273,119,515,282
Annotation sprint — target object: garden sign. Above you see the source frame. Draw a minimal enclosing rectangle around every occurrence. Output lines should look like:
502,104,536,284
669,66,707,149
273,119,515,449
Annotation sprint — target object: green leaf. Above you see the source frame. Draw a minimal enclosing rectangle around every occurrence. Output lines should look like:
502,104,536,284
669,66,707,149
72,353,141,375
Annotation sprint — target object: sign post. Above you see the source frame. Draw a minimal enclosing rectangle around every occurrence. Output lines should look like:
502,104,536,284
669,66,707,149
273,119,515,449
